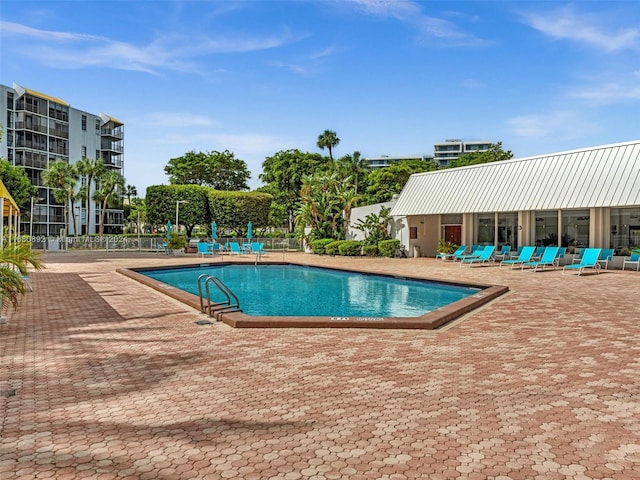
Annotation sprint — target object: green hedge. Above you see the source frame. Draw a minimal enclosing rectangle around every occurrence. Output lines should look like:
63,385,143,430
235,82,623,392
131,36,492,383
325,240,347,255
378,239,400,258
363,244,378,256
338,241,362,256
311,238,335,254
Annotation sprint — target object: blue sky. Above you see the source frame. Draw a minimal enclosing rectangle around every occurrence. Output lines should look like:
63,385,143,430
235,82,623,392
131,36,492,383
1,0,639,194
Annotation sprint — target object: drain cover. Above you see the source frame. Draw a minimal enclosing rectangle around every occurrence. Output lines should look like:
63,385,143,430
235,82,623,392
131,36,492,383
194,319,214,326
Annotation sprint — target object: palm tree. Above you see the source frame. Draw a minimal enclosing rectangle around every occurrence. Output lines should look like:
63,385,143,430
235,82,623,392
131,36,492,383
336,183,360,239
124,184,137,207
41,161,78,236
76,158,106,235
93,170,125,236
317,130,340,161
0,242,44,315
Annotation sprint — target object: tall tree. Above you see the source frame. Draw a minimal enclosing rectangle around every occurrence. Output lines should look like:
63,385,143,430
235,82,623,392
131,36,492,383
335,151,366,194
0,160,37,214
76,158,106,235
165,150,251,190
42,161,78,236
316,130,340,161
448,142,513,168
363,159,437,204
93,170,125,236
260,149,330,233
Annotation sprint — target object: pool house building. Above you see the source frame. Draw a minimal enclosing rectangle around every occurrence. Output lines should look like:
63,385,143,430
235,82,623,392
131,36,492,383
390,139,640,265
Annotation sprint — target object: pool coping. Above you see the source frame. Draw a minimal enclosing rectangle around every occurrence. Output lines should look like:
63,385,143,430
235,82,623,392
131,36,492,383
116,261,509,330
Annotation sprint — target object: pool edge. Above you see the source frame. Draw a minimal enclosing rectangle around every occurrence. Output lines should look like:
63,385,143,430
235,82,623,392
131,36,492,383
116,262,509,330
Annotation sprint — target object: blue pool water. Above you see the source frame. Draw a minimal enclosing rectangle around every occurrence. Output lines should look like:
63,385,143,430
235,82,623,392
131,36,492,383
141,264,479,318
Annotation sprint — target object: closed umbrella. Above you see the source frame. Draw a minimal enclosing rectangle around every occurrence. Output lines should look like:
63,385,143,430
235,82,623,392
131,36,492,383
211,221,217,239
166,220,172,239
247,221,253,240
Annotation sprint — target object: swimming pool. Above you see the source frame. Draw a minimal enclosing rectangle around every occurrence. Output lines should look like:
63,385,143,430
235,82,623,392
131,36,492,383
141,264,480,318
119,261,508,329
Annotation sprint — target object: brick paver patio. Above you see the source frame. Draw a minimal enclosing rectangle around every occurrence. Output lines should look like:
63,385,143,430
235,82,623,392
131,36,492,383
1,251,639,479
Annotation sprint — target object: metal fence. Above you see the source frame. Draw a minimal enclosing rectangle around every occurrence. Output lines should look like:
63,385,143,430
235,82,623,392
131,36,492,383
38,236,302,253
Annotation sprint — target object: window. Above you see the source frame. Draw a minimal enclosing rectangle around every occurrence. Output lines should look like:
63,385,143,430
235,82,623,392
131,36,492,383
498,213,518,248
96,119,101,132
535,211,559,246
610,207,640,251
476,213,495,245
81,146,87,158
81,115,87,131
561,210,589,248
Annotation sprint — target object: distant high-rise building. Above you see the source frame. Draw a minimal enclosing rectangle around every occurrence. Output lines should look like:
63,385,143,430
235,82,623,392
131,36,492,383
364,154,435,169
0,83,124,236
433,139,493,167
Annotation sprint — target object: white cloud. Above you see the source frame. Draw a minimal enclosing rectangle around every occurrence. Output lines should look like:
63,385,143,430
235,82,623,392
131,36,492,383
343,0,490,46
569,81,640,105
508,110,599,139
520,5,640,52
0,20,302,74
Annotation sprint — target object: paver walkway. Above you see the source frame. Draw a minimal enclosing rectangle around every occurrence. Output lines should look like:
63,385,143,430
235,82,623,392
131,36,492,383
1,251,639,480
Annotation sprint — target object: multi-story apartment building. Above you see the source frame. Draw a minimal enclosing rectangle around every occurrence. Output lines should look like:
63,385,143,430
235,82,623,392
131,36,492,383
364,154,435,169
364,140,494,170
0,83,124,236
433,139,493,167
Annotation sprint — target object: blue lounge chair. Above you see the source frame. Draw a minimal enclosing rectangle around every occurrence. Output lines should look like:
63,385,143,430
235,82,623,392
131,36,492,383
197,242,214,257
250,242,268,256
521,246,559,272
500,246,535,269
460,245,496,266
531,246,546,261
509,246,524,259
494,245,512,262
229,242,246,255
554,247,567,267
436,245,467,261
455,245,486,262
622,252,640,271
596,248,614,270
562,248,601,275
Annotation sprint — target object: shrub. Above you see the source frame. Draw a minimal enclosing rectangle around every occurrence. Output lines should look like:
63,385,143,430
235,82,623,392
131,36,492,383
325,240,347,256
437,238,458,254
378,239,400,258
311,238,335,254
363,245,378,256
338,241,362,256
168,234,187,250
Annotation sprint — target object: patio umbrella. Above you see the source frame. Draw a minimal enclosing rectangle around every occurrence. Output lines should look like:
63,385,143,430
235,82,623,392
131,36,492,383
211,221,217,239
166,220,172,239
247,221,253,240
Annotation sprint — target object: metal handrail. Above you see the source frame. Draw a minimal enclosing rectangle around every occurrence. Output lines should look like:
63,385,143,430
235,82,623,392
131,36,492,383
197,274,241,319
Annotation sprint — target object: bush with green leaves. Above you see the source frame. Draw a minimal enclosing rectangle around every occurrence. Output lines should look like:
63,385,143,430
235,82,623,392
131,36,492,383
311,238,335,254
168,234,187,250
325,240,347,255
378,239,400,258
437,238,458,254
363,245,378,256
338,240,362,256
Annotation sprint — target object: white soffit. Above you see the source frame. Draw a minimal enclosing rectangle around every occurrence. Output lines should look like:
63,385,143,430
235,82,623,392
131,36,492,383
391,140,640,216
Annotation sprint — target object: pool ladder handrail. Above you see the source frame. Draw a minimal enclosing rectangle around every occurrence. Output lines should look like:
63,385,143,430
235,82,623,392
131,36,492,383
197,274,241,320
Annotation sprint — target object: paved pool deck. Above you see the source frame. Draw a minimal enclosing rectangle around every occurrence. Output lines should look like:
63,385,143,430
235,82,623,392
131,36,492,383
1,250,639,480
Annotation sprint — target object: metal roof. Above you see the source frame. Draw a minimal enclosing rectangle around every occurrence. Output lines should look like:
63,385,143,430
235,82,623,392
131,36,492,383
391,140,640,216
